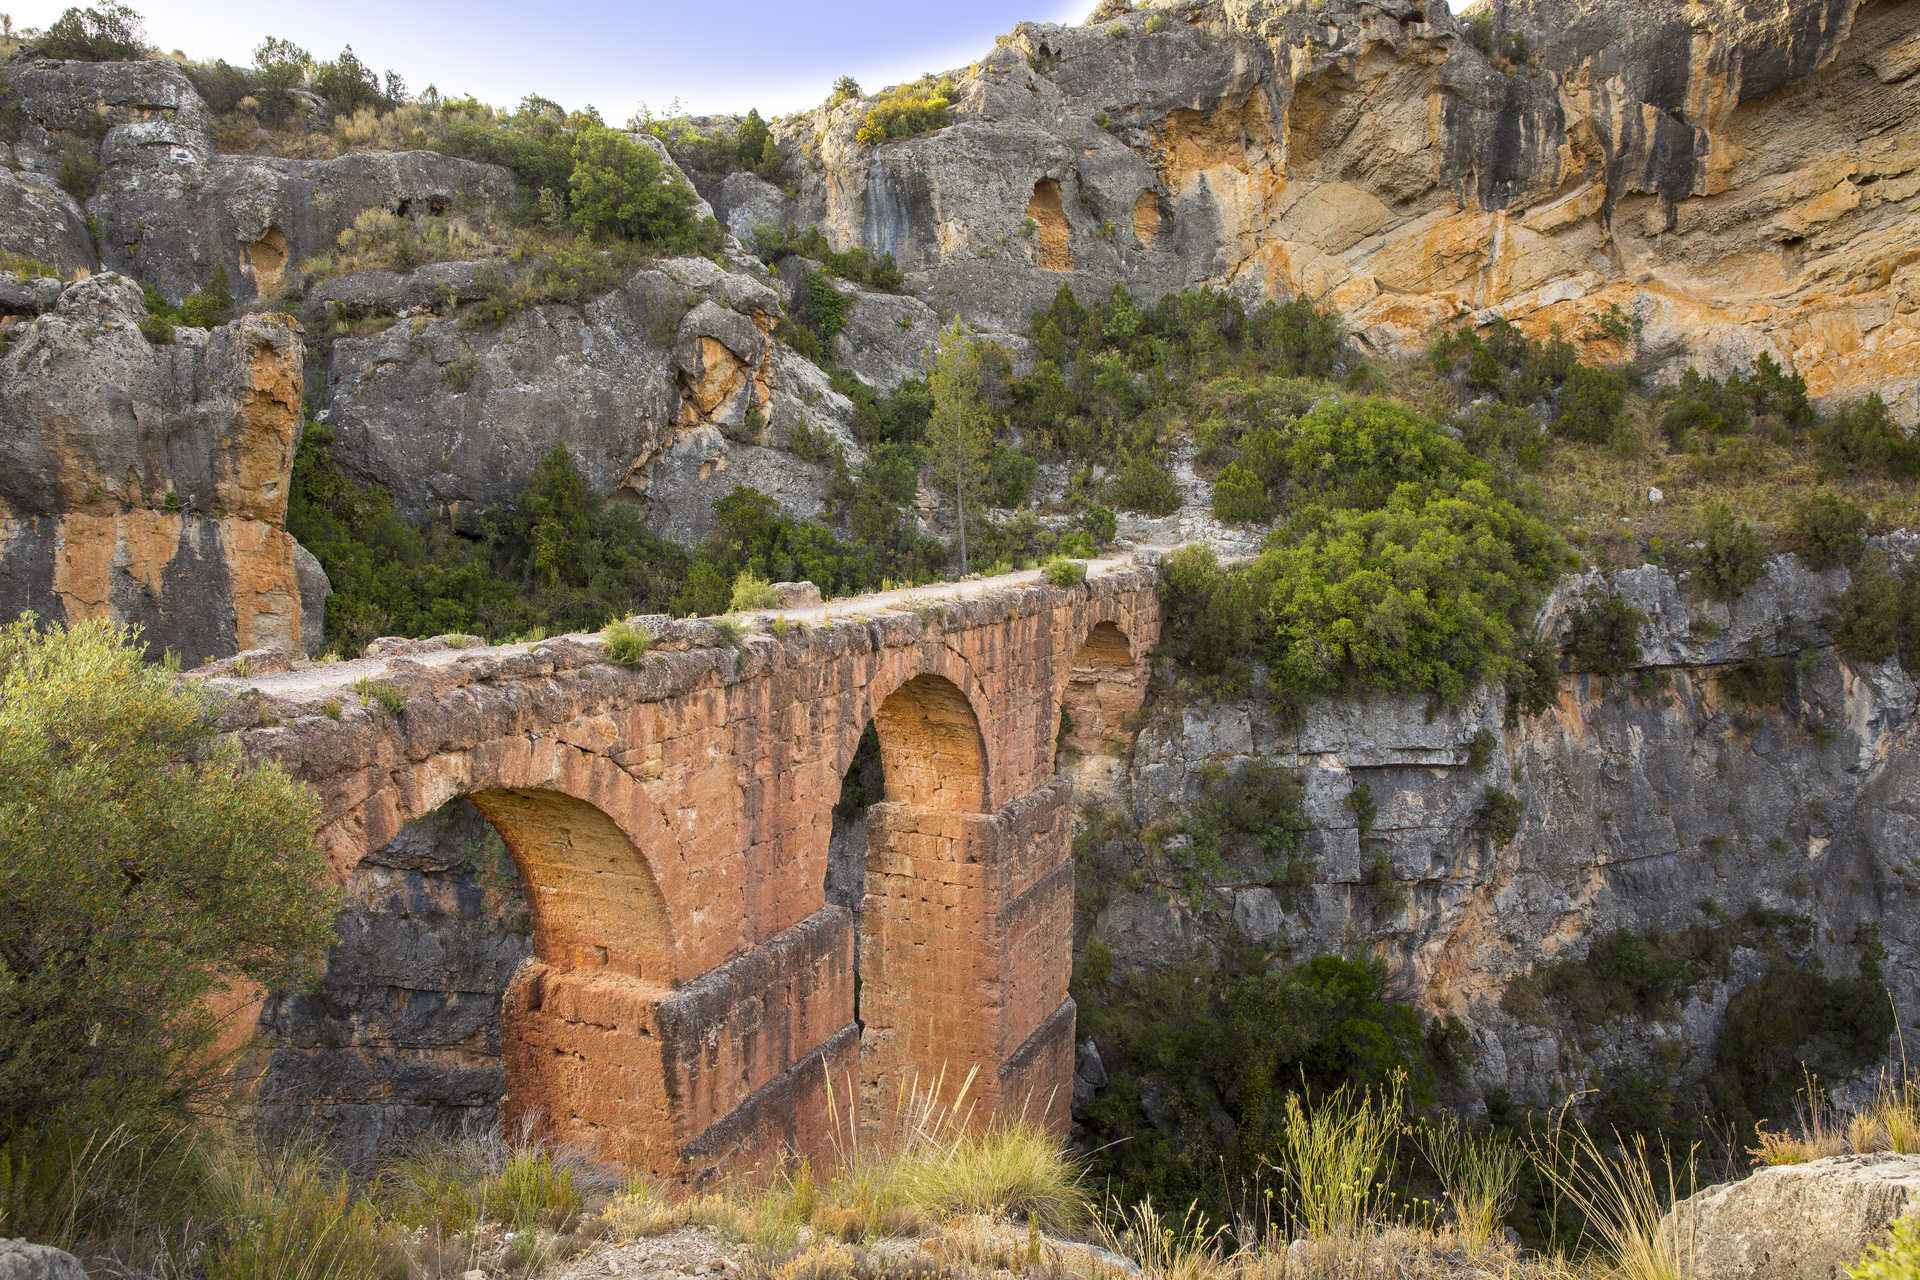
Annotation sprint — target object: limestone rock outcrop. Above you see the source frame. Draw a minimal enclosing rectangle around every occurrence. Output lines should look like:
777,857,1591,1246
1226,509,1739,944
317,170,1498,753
3,58,518,303
0,272,319,660
1097,543,1918,1111
778,0,1920,420
318,252,859,541
1659,1154,1920,1280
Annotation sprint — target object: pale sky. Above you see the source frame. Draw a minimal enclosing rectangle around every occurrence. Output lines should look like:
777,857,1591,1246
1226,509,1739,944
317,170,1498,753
3,0,1094,118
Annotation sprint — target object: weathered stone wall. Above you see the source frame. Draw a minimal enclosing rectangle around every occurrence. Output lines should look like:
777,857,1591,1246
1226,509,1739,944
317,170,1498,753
221,567,1161,1177
0,273,320,660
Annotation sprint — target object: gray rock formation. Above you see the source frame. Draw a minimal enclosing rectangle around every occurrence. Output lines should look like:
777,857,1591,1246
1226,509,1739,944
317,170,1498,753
1659,1154,1920,1280
0,1240,86,1280
1092,548,1919,1112
256,799,533,1166
3,59,518,303
0,273,326,659
776,0,1920,421
318,251,859,541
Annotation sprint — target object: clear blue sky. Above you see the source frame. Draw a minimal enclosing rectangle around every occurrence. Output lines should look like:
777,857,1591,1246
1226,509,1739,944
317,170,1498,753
4,0,1092,118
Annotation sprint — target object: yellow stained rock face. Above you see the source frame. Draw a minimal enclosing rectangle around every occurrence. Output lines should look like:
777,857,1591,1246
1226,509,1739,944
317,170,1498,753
1028,177,1073,270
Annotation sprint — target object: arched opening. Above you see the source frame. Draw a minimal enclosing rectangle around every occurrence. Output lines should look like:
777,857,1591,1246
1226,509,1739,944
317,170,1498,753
851,673,993,1121
256,786,678,1166
1057,621,1140,761
828,724,885,1029
873,672,988,811
469,787,674,982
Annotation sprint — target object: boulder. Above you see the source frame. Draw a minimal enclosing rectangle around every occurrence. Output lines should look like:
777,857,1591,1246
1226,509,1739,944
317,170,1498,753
1659,1154,1920,1280
0,1240,86,1280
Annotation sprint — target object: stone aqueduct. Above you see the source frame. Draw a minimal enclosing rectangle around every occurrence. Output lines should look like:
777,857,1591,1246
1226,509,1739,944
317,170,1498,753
218,563,1161,1179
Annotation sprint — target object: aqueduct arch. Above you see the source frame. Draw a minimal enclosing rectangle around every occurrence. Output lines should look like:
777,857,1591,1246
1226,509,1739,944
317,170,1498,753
224,563,1161,1178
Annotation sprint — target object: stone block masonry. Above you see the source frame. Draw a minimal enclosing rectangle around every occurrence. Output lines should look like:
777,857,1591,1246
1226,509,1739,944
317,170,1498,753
215,562,1160,1179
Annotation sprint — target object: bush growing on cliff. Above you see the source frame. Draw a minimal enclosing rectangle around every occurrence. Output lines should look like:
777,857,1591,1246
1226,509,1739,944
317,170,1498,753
0,617,336,1140
566,125,708,250
1813,393,1920,480
1257,481,1564,708
1825,553,1920,669
25,1,148,60
1789,493,1869,570
1561,586,1645,676
288,429,689,649
854,74,960,146
1690,502,1769,600
747,223,907,293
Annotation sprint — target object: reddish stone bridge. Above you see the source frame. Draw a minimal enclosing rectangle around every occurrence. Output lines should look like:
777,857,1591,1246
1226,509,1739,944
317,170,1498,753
214,561,1160,1179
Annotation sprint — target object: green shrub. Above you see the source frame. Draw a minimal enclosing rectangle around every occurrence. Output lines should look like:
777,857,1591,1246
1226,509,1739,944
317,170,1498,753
1561,586,1644,676
1846,1211,1920,1280
1257,481,1564,708
1211,461,1271,525
746,222,907,293
1691,502,1768,600
728,569,781,611
289,432,690,652
1078,952,1443,1218
308,44,391,116
0,619,335,1138
567,125,708,250
1077,504,1118,549
1661,368,1751,444
1813,394,1919,479
1479,787,1523,846
179,266,233,328
1466,726,1497,772
603,618,652,665
1106,451,1181,515
1044,556,1086,588
986,443,1037,507
1156,544,1258,689
353,676,404,715
1826,554,1920,668
1789,493,1868,570
1720,650,1791,708
26,1,147,59
1556,363,1630,444
855,74,960,146
55,139,102,202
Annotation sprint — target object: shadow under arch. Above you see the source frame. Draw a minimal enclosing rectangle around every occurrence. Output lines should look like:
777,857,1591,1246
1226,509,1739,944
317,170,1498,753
1056,618,1144,761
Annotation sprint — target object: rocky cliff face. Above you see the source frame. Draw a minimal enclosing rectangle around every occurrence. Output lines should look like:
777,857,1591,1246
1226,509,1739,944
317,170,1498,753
1084,537,1919,1115
734,0,1920,421
0,272,320,660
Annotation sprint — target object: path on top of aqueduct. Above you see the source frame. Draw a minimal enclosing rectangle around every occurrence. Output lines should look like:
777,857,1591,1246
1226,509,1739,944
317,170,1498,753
210,557,1163,1181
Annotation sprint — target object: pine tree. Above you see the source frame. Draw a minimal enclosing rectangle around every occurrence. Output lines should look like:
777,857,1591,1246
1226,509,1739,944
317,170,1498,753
926,321,993,576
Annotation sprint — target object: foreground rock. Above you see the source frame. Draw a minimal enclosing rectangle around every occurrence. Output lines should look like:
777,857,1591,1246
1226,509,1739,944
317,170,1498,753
0,273,322,660
0,1240,86,1280
1660,1154,1920,1280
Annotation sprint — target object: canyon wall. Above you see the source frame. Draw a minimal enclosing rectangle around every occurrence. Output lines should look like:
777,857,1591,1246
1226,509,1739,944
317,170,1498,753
1080,537,1919,1125
723,0,1920,421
